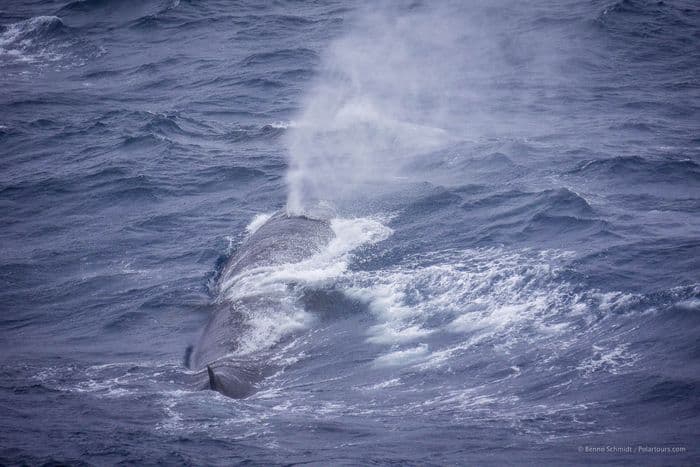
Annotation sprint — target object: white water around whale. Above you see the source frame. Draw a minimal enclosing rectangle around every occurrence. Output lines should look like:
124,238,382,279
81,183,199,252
341,247,639,369
217,214,393,356
229,212,643,372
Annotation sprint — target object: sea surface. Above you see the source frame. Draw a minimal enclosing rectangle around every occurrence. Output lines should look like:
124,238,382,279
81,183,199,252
1,0,699,465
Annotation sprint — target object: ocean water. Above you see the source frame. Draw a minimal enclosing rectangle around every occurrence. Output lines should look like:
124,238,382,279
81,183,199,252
1,0,699,465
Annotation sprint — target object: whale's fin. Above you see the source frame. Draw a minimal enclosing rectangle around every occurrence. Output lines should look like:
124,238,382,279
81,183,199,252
205,361,261,398
183,345,193,369
207,365,220,391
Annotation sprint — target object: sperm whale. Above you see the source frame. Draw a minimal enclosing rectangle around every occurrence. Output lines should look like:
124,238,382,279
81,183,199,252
190,211,334,398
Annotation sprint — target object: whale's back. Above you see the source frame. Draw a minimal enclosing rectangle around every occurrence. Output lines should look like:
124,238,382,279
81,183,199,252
191,212,334,397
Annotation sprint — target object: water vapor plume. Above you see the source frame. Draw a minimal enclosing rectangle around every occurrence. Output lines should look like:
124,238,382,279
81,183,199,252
285,0,572,215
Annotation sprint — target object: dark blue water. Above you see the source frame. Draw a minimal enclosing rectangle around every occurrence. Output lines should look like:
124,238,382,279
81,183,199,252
1,0,699,465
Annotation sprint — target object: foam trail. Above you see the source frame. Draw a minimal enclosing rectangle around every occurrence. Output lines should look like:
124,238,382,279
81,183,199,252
340,247,638,369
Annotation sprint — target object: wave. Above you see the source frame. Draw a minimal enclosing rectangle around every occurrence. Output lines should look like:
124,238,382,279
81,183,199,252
567,156,700,183
330,248,698,389
598,0,697,27
240,48,318,68
641,377,699,403
464,187,595,218
0,15,65,39
0,15,100,70
124,111,288,144
224,123,288,142
236,77,286,89
604,193,700,213
403,186,611,246
0,16,67,63
59,0,120,13
129,57,182,75
0,166,176,215
574,238,700,291
138,112,191,137
594,0,699,66
58,0,179,22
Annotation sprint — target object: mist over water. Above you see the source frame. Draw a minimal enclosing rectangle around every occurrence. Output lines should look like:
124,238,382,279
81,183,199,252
286,0,581,214
286,2,455,213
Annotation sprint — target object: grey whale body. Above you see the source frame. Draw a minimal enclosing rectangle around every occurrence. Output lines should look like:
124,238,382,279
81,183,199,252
191,211,334,398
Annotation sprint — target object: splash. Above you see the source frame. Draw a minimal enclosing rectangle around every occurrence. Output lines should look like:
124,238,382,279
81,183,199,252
340,247,638,368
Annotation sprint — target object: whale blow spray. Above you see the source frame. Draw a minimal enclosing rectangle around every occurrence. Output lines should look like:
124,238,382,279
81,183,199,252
285,1,572,215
